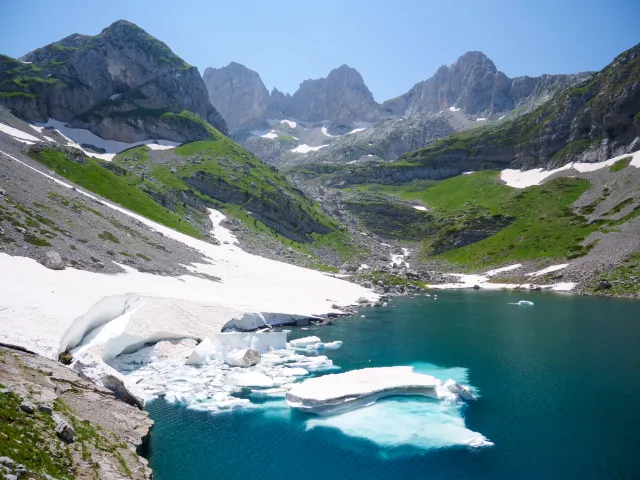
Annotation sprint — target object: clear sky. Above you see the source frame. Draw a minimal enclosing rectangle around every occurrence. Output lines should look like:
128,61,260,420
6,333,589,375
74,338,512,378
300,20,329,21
1,0,638,102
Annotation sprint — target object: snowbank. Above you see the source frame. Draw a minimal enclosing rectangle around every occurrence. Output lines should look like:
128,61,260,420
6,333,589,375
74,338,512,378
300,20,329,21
261,131,278,139
429,270,576,292
527,264,568,277
413,205,428,211
290,144,327,153
501,150,640,188
31,119,180,161
0,151,376,359
280,120,297,128
484,264,522,276
0,121,41,142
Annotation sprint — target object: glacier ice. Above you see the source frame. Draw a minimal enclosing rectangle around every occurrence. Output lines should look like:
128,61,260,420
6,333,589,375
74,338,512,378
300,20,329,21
224,348,261,367
286,366,443,415
290,336,321,347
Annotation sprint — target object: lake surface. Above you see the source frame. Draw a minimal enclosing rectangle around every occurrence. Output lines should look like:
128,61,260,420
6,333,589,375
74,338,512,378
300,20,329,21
144,291,640,479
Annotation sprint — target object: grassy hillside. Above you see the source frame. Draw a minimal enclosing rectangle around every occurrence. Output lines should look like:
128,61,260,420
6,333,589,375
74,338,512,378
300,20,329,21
345,171,640,270
28,132,362,268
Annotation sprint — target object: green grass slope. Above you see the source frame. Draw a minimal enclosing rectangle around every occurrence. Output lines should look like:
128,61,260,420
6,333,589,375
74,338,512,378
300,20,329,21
27,132,361,267
346,171,640,270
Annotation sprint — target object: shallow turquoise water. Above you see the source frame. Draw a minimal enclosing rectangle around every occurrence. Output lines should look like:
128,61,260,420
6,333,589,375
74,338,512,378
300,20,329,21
144,291,640,479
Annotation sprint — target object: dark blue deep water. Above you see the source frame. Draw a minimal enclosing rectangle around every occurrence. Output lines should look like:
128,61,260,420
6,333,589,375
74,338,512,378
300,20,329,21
144,291,640,479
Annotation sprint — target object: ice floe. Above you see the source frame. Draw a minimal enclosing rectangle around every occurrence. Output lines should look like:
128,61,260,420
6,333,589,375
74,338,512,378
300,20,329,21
299,364,492,453
286,366,475,415
109,332,338,410
501,150,640,188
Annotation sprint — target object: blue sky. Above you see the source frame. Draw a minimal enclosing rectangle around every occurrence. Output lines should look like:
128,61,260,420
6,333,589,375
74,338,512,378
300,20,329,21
1,0,638,101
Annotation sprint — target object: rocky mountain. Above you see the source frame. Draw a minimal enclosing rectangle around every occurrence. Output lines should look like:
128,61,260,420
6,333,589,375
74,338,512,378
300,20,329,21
278,65,381,128
284,114,457,168
382,51,591,117
0,20,228,142
202,62,270,131
318,43,640,186
203,63,380,132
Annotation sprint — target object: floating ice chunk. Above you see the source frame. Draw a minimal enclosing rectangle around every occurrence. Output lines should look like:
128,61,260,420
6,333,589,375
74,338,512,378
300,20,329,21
185,338,212,365
443,379,477,401
226,371,275,388
290,336,321,347
225,348,261,367
306,397,491,454
517,300,534,306
286,366,441,415
322,341,342,350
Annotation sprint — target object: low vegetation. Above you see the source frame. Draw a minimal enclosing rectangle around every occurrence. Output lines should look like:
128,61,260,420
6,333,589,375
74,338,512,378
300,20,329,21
345,170,640,270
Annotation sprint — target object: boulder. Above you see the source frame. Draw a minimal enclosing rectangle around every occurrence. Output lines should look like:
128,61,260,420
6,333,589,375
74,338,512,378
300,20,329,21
18,402,35,414
55,419,76,442
597,280,612,290
357,297,370,304
224,348,261,368
41,251,65,270
38,404,53,415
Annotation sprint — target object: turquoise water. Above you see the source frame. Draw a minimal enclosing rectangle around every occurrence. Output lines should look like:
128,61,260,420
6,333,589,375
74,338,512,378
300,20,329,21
143,291,640,479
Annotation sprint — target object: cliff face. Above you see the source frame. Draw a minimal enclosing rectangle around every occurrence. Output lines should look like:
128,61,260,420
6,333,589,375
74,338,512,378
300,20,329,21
202,62,271,131
0,20,227,141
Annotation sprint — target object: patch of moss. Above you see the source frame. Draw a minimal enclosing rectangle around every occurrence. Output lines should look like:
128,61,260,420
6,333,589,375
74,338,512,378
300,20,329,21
98,231,120,243
609,156,632,172
24,233,51,247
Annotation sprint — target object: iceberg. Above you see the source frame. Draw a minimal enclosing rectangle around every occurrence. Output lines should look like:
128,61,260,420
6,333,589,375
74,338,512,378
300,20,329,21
287,366,447,415
224,348,261,367
290,336,321,347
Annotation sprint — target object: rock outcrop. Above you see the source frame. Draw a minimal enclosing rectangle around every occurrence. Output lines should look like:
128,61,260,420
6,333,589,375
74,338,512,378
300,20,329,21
203,62,271,131
279,65,381,127
382,51,591,117
202,63,381,131
0,346,153,479
0,20,227,142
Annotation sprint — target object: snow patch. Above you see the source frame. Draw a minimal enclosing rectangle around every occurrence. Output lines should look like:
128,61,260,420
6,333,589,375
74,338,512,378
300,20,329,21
33,119,180,161
501,150,640,188
290,144,327,153
280,120,297,128
484,264,522,276
448,106,461,112
476,117,487,122
321,126,338,138
413,205,428,212
261,131,278,139
462,171,475,175
526,264,568,277
0,121,41,142
347,127,366,135
109,94,122,101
